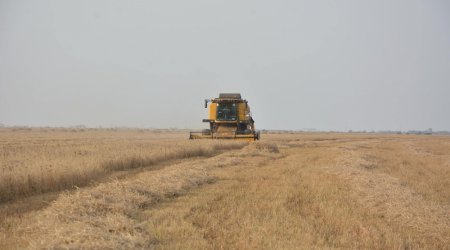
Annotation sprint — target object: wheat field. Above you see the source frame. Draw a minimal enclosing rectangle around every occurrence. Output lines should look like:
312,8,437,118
0,128,245,203
0,129,449,249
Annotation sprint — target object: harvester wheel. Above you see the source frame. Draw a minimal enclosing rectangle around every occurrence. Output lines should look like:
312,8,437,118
255,131,261,140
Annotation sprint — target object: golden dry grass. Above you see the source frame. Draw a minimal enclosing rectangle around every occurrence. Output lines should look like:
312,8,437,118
144,137,449,249
0,128,245,203
0,130,449,249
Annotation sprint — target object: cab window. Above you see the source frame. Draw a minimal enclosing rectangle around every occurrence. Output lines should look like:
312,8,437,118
217,103,237,121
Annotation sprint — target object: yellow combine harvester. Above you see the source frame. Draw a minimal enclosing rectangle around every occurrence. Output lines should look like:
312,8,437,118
189,93,260,141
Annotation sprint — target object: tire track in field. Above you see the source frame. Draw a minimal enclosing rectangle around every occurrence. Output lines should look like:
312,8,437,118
1,142,273,249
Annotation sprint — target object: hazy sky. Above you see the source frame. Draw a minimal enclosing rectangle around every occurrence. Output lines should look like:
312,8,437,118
1,0,449,131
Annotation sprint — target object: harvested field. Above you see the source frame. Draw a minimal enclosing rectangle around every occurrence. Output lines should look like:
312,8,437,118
0,129,245,203
0,129,449,249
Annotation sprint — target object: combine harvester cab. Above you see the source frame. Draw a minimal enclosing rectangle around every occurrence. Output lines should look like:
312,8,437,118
190,93,260,141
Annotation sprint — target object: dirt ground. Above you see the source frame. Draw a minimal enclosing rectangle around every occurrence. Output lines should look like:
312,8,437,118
0,130,449,249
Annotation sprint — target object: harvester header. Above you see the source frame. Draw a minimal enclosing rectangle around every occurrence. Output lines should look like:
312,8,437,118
190,93,260,141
